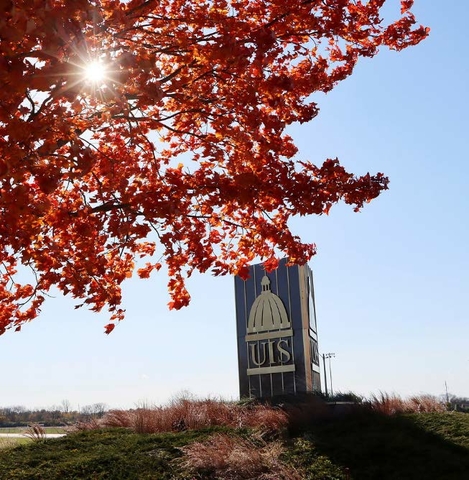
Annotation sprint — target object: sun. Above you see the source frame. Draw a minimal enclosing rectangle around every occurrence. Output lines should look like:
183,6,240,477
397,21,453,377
83,61,107,84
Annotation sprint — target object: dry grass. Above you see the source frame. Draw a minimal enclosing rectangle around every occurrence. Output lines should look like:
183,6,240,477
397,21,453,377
23,423,46,441
101,397,289,435
65,417,102,433
180,433,302,480
86,392,447,438
369,392,445,415
408,394,446,413
102,408,133,429
240,403,289,438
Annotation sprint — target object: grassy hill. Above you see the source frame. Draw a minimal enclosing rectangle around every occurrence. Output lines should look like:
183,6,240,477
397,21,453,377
0,396,468,479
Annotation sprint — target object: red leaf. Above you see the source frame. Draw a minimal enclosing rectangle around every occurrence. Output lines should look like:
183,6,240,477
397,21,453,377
104,323,115,335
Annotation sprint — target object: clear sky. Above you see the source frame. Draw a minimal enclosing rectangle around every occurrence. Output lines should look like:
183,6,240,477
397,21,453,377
1,1,468,410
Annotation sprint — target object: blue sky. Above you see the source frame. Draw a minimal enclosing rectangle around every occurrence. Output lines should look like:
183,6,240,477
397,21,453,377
1,1,468,409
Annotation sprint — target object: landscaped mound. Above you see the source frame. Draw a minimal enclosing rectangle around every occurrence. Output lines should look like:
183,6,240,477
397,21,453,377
0,393,467,479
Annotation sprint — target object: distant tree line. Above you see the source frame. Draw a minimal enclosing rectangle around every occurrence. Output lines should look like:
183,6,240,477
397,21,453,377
0,401,108,427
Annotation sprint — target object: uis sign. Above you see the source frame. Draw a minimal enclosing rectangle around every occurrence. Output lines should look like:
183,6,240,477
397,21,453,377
235,259,321,399
246,275,295,375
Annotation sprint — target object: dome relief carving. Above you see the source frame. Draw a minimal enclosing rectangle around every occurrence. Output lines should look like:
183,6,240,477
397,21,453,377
247,275,291,335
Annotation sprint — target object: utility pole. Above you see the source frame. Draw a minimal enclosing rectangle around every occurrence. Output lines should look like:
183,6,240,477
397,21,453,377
324,353,335,396
322,353,328,396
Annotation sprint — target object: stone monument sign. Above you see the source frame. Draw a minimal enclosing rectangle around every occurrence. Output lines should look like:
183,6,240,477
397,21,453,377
234,258,321,398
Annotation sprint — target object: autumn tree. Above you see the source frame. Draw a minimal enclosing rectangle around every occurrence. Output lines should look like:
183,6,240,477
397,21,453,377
0,0,428,334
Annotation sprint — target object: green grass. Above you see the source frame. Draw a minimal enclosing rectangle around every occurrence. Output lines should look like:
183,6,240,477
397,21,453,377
285,411,469,480
0,427,24,433
0,426,65,434
0,411,468,479
0,437,30,450
0,427,217,480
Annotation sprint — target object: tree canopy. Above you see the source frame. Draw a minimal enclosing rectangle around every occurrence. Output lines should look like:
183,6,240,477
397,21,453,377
0,0,428,334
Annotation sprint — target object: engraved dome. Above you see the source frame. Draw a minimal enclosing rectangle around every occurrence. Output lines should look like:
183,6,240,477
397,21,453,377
247,275,290,333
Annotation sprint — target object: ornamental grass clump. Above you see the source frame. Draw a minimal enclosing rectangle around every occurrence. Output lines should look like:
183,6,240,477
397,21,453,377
24,423,46,441
179,433,302,480
101,397,289,435
369,392,445,415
